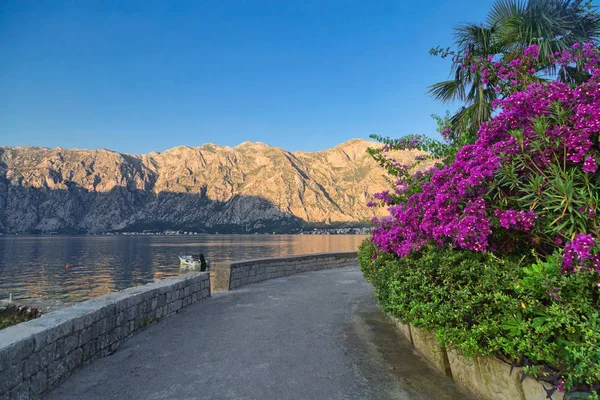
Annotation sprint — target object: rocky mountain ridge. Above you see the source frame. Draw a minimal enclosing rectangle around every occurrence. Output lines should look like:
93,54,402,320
0,139,424,233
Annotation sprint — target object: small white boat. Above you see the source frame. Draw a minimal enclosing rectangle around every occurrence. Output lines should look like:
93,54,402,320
179,255,201,268
179,254,210,271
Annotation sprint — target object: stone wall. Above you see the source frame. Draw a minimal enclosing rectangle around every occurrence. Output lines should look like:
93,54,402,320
211,251,358,291
410,326,452,378
1,251,360,399
389,317,564,400
0,272,210,399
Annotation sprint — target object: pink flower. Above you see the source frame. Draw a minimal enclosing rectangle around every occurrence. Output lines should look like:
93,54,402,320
369,43,600,260
494,210,537,231
562,233,597,273
583,156,598,173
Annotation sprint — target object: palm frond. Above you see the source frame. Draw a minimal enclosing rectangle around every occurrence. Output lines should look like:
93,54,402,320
454,24,498,55
449,106,472,135
487,0,526,26
428,80,465,103
430,0,600,139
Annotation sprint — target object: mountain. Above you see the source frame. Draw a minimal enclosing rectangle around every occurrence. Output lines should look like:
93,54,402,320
0,139,425,234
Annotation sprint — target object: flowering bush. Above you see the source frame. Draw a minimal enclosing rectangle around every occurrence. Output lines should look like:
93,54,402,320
358,241,600,397
363,43,600,397
369,43,600,268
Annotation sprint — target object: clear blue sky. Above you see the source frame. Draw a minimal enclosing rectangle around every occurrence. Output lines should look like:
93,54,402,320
1,0,498,154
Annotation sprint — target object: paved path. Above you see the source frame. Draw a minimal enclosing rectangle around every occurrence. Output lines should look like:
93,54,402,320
45,267,474,400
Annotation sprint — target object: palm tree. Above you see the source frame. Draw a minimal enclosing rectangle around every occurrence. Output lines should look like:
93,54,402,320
430,0,600,138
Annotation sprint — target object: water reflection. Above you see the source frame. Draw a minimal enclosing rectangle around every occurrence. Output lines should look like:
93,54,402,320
0,235,365,302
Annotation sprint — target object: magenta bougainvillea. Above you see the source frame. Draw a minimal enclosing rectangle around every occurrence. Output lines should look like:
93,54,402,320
562,233,600,273
369,43,600,271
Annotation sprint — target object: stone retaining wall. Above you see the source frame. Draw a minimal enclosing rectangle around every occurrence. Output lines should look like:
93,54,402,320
1,251,360,399
390,317,564,400
211,251,358,291
410,326,452,377
0,272,210,399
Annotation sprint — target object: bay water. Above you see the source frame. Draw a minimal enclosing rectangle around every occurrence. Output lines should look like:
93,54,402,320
0,234,365,302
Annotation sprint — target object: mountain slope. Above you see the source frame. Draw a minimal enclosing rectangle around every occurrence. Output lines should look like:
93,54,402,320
0,139,425,233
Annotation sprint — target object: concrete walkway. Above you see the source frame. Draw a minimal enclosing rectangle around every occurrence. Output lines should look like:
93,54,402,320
44,267,475,400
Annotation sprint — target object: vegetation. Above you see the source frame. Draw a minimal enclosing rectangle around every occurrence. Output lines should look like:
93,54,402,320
0,305,40,329
361,1,600,397
429,0,600,138
359,242,600,397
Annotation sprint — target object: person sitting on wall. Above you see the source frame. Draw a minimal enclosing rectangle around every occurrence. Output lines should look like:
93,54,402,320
199,254,209,272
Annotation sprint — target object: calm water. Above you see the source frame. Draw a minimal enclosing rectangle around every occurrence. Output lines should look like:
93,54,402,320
0,234,365,302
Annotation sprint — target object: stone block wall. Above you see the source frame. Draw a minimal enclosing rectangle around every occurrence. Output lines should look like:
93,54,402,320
0,272,210,399
212,251,358,291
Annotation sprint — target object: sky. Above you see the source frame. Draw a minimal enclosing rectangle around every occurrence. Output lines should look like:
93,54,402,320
0,0,499,154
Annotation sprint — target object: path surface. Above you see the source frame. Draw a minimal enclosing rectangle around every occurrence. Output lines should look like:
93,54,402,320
45,267,475,400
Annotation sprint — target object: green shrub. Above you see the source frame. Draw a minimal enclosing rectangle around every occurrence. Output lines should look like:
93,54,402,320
358,241,600,394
